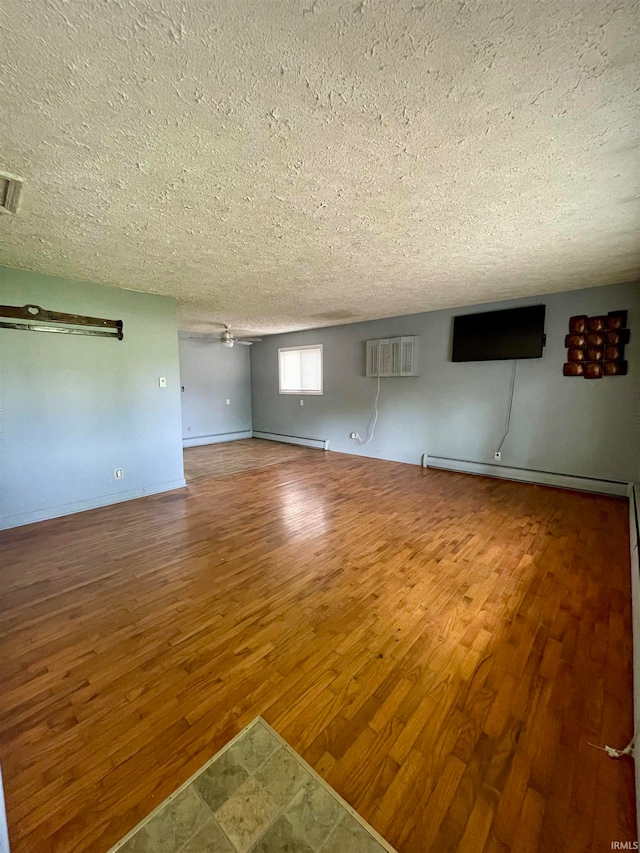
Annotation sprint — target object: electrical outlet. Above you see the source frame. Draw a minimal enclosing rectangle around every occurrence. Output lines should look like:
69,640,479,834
300,399,304,406
114,468,123,479
158,377,167,388
226,399,230,405
493,451,501,462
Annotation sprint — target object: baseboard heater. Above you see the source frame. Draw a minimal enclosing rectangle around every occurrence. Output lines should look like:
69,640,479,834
422,455,628,497
252,431,329,451
183,430,252,448
629,483,640,843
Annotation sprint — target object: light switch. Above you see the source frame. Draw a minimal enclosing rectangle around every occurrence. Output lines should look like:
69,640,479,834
226,399,230,405
158,377,167,388
300,399,304,406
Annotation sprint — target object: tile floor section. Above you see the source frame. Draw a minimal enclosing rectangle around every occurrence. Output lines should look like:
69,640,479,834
111,718,395,853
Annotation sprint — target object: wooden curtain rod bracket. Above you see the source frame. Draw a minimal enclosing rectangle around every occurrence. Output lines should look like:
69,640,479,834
0,304,123,340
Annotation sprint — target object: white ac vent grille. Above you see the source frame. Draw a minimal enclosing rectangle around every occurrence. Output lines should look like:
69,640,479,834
392,340,401,375
0,173,23,214
366,340,379,377
401,339,415,374
379,339,392,376
366,336,419,377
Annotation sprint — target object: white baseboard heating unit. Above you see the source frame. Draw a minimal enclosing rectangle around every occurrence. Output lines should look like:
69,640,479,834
183,430,252,448
422,455,628,497
252,431,329,451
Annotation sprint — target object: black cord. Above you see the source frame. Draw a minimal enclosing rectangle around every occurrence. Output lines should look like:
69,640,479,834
496,360,518,454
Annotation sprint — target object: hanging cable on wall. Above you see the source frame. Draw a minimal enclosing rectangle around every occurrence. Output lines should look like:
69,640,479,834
355,374,381,446
495,360,518,457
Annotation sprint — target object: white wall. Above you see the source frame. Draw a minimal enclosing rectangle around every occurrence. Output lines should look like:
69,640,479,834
251,281,639,484
178,334,252,446
0,266,185,529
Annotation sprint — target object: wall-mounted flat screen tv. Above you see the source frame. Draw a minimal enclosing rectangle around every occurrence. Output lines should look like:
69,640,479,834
452,305,546,362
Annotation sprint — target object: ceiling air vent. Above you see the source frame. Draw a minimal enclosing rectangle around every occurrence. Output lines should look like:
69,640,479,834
0,173,23,214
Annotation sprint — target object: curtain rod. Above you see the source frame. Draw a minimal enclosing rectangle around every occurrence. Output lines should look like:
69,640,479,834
0,304,123,340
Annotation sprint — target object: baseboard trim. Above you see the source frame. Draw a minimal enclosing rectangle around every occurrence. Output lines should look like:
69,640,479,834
0,478,187,531
630,482,639,548
252,430,329,451
422,455,628,496
182,430,252,448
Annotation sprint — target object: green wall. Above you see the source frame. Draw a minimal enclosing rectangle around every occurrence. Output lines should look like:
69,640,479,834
0,266,185,528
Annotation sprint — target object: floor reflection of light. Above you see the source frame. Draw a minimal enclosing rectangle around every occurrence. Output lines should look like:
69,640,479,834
278,482,327,537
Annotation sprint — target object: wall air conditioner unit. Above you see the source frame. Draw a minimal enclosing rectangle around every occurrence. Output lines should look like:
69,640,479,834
366,337,419,377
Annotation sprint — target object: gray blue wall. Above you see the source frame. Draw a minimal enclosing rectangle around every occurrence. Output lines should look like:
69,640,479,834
0,266,185,529
251,281,639,484
2,269,637,532
179,334,252,446
0,766,8,853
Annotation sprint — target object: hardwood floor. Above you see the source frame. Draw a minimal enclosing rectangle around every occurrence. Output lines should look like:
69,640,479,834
183,438,317,484
0,443,635,852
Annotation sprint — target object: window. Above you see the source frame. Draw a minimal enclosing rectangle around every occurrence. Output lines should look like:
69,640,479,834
278,344,323,394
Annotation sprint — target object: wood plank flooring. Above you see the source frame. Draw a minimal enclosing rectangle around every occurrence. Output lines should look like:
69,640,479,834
0,443,635,852
183,438,317,484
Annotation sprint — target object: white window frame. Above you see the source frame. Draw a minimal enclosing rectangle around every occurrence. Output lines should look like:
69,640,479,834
278,344,323,395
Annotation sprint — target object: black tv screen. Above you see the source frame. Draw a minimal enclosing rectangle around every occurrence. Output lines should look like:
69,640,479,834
452,305,546,362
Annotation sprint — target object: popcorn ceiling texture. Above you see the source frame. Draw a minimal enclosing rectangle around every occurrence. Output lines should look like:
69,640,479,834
0,0,638,334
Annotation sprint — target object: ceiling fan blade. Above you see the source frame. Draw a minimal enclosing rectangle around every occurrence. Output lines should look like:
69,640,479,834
235,340,253,346
240,337,262,342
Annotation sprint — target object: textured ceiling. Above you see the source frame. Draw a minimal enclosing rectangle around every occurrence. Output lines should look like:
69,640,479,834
0,1,638,334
